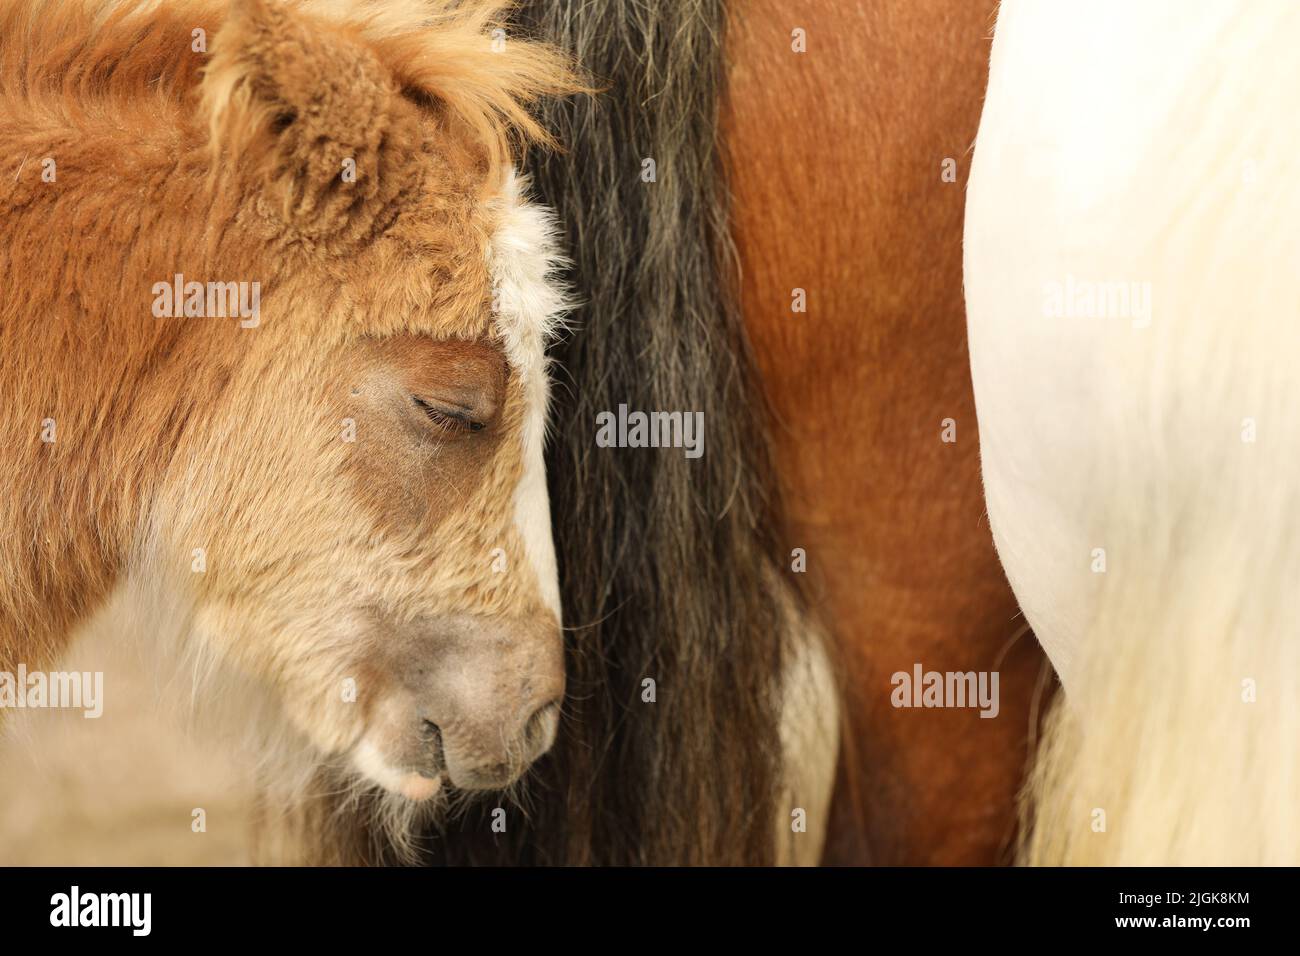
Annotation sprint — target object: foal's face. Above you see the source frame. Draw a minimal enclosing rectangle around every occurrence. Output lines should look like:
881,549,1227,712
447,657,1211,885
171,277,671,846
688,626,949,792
111,0,579,806
145,0,574,803
167,173,566,802
331,327,565,800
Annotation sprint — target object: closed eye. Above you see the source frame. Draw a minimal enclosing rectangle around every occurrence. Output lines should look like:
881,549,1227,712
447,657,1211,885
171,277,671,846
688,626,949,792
412,396,486,433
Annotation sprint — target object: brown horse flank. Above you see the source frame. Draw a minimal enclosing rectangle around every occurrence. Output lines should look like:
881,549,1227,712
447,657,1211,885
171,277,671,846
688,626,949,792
0,0,836,865
723,0,1046,865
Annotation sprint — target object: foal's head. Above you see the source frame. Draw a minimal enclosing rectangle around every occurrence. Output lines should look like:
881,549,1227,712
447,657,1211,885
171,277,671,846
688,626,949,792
194,0,578,801
1,0,577,808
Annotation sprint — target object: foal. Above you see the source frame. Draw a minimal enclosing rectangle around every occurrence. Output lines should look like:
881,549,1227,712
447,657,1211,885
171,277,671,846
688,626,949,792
0,0,576,853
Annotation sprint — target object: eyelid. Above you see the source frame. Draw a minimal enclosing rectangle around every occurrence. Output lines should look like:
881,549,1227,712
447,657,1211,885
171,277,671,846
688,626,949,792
412,395,486,433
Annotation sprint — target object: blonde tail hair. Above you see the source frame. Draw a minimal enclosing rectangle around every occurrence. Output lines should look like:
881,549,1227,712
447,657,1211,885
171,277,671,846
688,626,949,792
1022,530,1300,864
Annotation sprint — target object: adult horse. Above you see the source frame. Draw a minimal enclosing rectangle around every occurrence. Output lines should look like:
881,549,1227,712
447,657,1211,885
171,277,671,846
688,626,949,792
966,0,1300,863
0,0,838,865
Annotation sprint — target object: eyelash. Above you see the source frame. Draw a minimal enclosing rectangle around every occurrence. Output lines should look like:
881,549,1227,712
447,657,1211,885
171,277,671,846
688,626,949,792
412,396,485,433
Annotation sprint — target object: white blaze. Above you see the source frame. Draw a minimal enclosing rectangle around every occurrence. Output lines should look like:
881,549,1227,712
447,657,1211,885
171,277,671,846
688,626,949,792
486,170,569,621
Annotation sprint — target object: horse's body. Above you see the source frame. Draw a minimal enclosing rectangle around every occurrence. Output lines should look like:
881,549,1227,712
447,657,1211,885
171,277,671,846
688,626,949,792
726,0,1046,864
967,0,1300,863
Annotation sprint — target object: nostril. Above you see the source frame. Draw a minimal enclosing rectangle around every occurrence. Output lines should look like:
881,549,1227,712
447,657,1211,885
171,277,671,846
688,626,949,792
524,699,562,752
422,719,445,766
